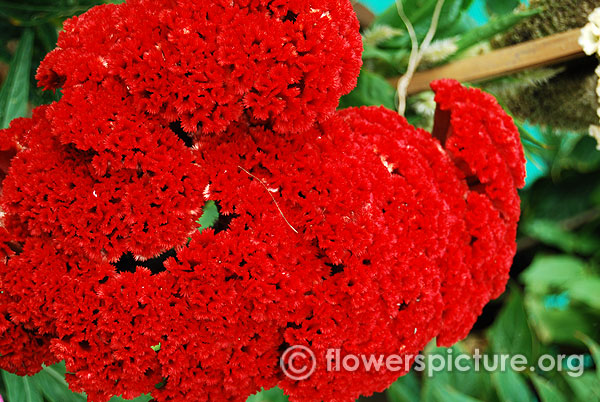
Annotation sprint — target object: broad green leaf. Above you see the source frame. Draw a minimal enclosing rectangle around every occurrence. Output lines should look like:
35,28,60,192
1,371,43,402
196,200,219,233
362,45,409,70
566,278,600,309
375,0,439,29
521,181,594,222
520,255,587,294
488,289,536,360
563,373,600,401
491,369,534,402
420,344,494,402
530,374,567,402
524,295,597,345
432,386,483,402
387,371,420,402
576,333,600,381
486,0,520,16
32,364,85,402
246,387,288,402
521,220,600,256
338,70,396,110
0,29,34,129
35,23,59,54
553,136,600,174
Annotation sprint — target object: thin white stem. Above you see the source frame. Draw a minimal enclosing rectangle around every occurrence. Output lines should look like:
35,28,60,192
396,0,445,115
238,165,299,234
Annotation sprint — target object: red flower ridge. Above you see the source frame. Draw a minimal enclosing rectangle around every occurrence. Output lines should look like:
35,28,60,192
0,0,525,401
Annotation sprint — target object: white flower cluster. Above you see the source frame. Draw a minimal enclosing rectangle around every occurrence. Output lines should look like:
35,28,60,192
579,8,600,56
579,8,600,150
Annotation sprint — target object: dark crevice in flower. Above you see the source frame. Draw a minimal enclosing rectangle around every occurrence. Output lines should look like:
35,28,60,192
112,250,176,275
397,302,409,312
282,10,298,22
225,273,242,281
277,341,291,354
169,120,194,148
466,175,487,194
212,202,240,234
326,262,345,276
6,241,23,256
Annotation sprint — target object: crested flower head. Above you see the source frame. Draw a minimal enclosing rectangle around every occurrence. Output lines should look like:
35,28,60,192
0,0,525,400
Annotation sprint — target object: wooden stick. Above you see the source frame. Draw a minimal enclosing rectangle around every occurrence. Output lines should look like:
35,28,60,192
391,29,587,95
352,1,375,30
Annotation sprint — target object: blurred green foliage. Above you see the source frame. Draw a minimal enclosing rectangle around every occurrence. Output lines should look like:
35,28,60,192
0,0,599,401
0,0,124,126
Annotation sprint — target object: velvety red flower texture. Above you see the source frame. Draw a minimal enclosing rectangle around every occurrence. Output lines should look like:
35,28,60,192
36,0,362,142
0,0,525,401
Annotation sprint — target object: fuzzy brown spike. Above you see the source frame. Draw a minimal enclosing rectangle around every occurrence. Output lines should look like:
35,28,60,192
490,0,600,132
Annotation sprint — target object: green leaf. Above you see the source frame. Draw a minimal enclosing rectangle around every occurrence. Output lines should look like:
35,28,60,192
530,374,567,402
362,45,409,70
0,2,93,25
378,0,467,49
387,371,420,402
1,371,43,402
488,289,536,360
35,22,59,54
246,387,288,402
521,220,600,256
553,136,600,174
0,29,34,129
520,255,587,294
490,369,535,402
563,373,600,401
196,200,219,233
454,9,541,55
524,295,596,345
420,344,494,402
576,333,600,381
32,363,86,402
566,278,600,309
375,0,439,29
486,0,520,16
432,386,483,402
338,70,396,110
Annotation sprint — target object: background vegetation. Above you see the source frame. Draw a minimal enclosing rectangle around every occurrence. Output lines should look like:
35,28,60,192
0,0,598,401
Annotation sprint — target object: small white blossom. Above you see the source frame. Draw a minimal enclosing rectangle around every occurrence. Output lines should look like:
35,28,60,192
589,7,600,26
579,22,600,55
589,125,600,150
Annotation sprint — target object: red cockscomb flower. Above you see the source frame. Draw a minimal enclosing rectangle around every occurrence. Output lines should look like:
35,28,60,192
36,0,362,141
0,0,525,400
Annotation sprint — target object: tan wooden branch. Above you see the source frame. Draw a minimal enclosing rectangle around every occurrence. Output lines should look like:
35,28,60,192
395,29,587,94
351,4,588,95
351,1,375,30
